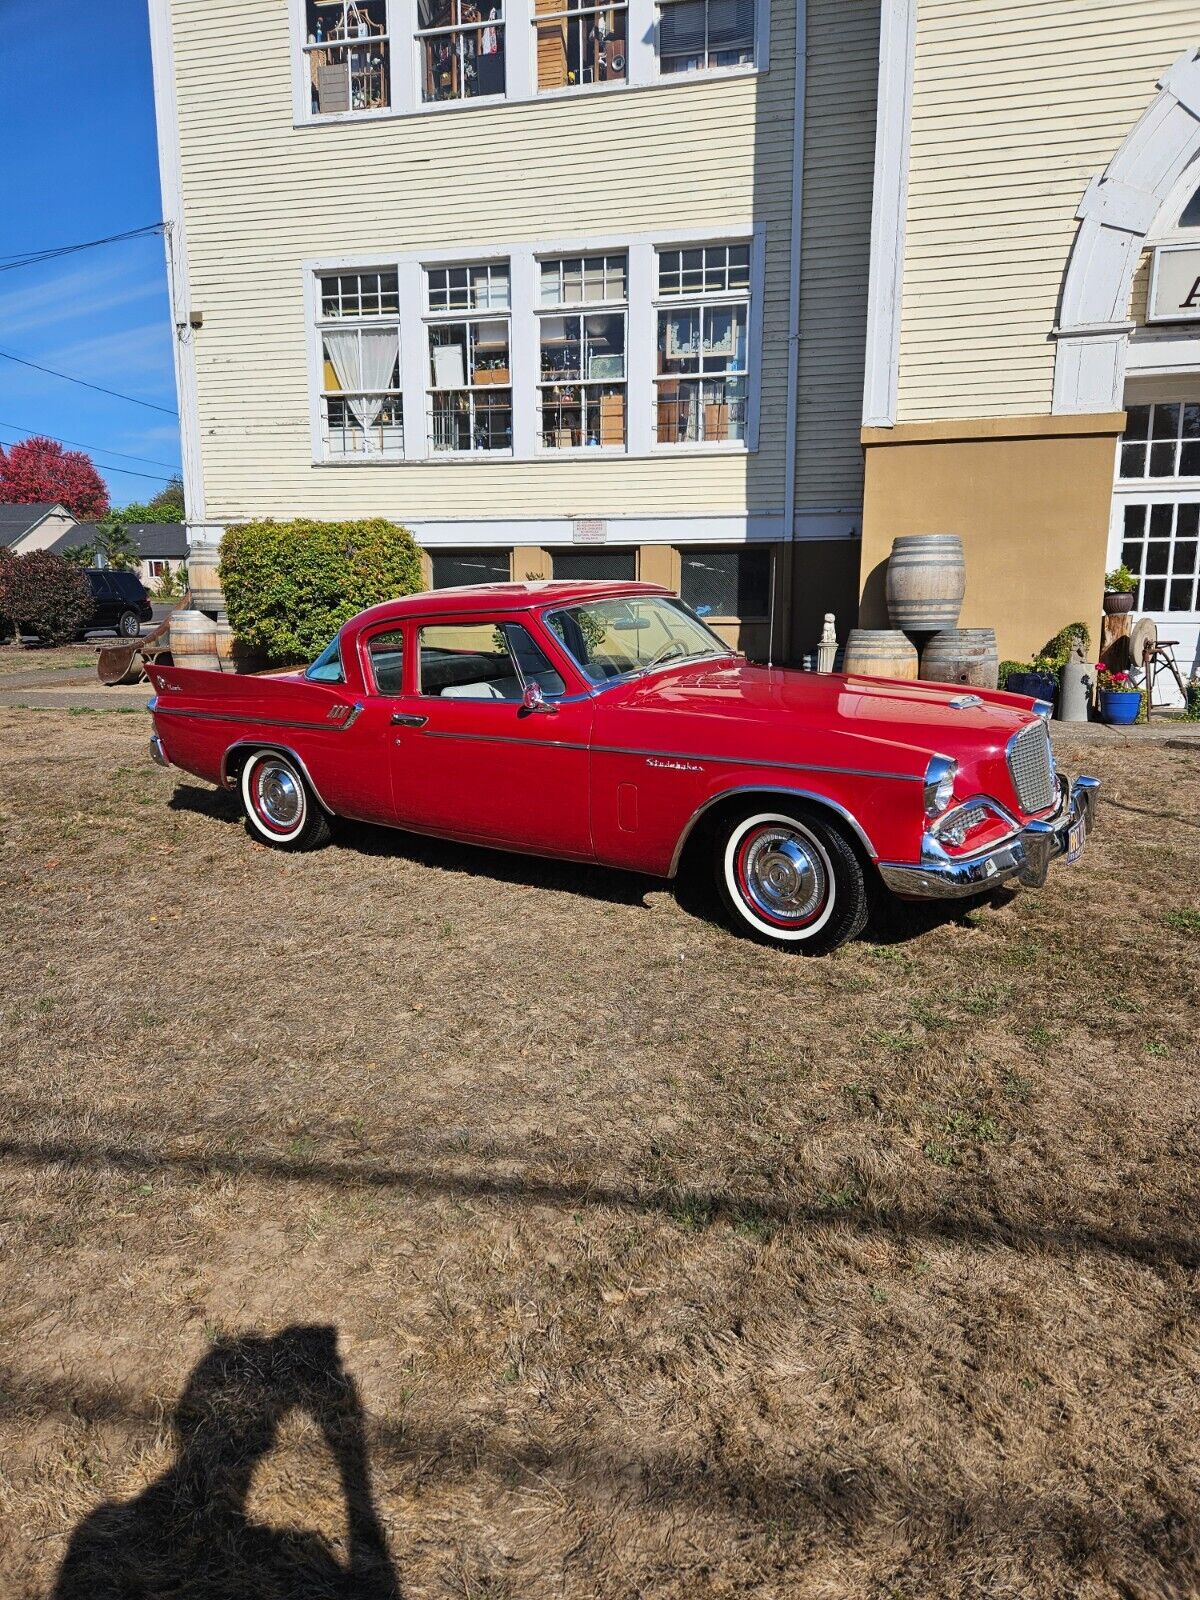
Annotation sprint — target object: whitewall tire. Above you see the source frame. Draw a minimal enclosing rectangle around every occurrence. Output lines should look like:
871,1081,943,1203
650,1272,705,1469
716,807,869,954
239,750,332,852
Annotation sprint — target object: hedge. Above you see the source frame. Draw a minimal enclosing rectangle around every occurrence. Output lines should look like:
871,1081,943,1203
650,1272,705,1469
218,519,424,665
0,549,92,644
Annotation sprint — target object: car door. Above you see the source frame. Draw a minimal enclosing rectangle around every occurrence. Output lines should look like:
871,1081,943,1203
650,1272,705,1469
88,572,114,628
379,614,594,858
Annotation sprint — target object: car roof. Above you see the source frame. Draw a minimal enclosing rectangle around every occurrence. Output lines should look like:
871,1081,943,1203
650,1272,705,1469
352,579,672,628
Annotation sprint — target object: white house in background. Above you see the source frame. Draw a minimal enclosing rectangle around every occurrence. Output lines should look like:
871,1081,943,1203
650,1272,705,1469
0,503,77,554
52,522,190,591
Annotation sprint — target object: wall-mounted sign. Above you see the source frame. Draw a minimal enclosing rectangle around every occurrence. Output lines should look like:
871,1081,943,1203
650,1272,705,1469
1148,244,1200,323
572,519,607,544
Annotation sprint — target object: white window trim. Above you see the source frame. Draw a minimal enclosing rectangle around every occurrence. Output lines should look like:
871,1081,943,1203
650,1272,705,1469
535,253,629,454
304,225,763,466
424,260,515,459
289,0,766,124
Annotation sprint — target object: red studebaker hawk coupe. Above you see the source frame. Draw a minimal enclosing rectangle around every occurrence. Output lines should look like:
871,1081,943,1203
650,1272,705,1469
147,580,1098,954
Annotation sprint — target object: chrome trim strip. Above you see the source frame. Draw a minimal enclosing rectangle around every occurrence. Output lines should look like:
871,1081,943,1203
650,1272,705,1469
930,792,1021,843
668,786,879,877
420,727,921,782
218,740,336,813
151,705,358,735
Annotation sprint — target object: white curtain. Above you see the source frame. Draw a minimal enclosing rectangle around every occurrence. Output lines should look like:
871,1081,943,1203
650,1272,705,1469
324,328,397,443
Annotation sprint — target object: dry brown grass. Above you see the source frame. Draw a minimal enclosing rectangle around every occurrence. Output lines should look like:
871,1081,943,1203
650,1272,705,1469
1,705,1198,1599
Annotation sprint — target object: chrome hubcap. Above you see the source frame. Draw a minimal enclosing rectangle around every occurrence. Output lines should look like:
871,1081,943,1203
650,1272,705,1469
740,826,826,923
255,763,302,829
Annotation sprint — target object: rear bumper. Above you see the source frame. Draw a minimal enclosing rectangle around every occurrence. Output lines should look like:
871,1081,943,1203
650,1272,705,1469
149,734,170,768
878,775,1099,900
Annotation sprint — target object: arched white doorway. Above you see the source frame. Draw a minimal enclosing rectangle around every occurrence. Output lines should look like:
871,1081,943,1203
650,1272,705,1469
1055,47,1200,702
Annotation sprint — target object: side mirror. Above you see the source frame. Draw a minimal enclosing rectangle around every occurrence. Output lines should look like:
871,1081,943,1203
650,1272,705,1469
521,681,557,715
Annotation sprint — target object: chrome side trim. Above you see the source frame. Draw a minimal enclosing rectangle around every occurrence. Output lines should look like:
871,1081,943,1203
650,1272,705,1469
668,785,879,877
218,740,336,813
151,705,359,735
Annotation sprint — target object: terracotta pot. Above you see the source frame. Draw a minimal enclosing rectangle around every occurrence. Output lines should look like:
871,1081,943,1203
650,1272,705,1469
1103,591,1135,614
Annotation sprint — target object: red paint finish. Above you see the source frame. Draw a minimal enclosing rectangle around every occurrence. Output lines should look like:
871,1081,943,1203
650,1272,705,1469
146,581,1059,881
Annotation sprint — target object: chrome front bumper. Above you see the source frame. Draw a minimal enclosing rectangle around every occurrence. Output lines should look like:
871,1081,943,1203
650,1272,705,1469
878,775,1099,901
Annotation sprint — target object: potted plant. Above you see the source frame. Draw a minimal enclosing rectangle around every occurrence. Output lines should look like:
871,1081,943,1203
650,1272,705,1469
1103,565,1137,615
1002,654,1059,703
1095,664,1142,724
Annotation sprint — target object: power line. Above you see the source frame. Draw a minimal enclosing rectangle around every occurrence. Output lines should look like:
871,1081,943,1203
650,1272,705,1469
0,347,178,416
0,427,177,484
0,223,164,274
0,419,178,471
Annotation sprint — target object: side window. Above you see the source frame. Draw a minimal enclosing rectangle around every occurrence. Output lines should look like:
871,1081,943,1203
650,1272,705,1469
305,635,346,684
366,628,405,693
501,623,565,696
419,622,521,699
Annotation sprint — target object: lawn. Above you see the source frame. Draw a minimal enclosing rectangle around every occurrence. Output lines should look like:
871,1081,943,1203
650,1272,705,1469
1,705,1197,1598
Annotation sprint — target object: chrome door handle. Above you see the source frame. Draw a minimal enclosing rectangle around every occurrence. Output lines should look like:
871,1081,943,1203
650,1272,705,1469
390,712,428,728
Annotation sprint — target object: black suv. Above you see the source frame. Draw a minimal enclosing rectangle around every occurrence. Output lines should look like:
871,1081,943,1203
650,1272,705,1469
84,569,154,637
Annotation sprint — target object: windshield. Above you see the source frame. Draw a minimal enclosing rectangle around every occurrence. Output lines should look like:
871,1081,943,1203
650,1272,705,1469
544,594,731,686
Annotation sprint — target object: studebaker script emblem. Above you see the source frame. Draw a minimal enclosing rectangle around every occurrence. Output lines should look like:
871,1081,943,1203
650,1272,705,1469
646,756,704,773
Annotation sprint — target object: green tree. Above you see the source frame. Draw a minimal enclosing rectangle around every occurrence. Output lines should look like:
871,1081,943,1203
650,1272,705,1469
61,542,97,567
96,521,141,571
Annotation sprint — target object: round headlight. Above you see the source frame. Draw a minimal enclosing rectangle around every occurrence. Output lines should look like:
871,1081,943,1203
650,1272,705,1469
924,755,957,817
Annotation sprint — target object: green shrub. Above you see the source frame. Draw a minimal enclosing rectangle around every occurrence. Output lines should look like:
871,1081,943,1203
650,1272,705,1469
219,518,424,665
1185,679,1200,722
1039,621,1090,667
0,550,92,644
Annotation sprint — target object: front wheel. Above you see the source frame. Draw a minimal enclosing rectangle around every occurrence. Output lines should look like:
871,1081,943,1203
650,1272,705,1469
239,750,332,852
716,807,868,954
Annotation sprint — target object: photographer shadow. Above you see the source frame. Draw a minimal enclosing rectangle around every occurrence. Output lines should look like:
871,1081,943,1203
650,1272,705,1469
54,1324,401,1599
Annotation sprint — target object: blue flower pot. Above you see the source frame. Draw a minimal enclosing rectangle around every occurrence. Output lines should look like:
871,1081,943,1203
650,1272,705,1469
1099,689,1141,725
1006,670,1058,703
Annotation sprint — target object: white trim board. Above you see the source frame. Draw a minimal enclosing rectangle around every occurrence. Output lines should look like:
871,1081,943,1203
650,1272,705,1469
860,0,915,429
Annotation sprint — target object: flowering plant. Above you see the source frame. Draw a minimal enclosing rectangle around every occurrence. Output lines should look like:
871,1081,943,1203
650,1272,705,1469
1094,665,1140,695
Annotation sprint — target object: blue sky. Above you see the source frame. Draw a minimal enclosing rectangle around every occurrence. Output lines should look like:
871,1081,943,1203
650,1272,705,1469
0,2,180,508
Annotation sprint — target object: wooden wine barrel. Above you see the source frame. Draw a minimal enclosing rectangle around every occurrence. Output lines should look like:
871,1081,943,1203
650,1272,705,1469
214,612,235,673
842,628,919,681
886,534,966,632
169,609,220,672
186,545,224,615
920,627,999,689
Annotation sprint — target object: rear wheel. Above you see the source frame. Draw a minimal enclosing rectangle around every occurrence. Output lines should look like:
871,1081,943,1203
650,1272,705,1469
715,806,868,954
117,609,141,638
239,750,332,852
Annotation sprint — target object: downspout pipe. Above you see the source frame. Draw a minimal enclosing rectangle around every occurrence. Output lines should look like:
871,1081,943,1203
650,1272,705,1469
777,0,807,667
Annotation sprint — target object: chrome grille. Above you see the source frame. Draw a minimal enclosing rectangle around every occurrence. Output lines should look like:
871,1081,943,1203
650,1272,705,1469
1007,721,1057,814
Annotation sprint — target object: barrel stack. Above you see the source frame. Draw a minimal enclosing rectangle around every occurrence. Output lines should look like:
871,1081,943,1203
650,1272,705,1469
843,532,999,689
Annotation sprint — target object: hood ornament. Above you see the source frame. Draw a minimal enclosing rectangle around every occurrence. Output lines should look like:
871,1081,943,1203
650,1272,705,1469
947,694,982,710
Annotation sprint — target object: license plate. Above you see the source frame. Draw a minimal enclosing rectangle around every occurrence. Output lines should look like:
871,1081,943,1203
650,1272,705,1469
1064,815,1086,865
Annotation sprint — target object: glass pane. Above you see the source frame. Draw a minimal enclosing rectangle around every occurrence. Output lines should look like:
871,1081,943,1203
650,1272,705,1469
1145,541,1170,575
1149,502,1174,539
727,243,750,290
431,550,511,587
502,624,566,696
1181,183,1200,227
708,0,754,50
429,324,469,387
1172,539,1198,575
1142,578,1166,609
658,250,682,293
680,547,769,617
419,623,520,699
584,312,624,376
472,319,509,380
1123,504,1146,537
541,314,581,380
1123,404,1150,440
1150,442,1177,477
366,629,405,694
1121,541,1143,574
1169,578,1195,611
551,549,637,581
680,249,704,294
1181,440,1200,476
1177,502,1200,539
660,0,706,64
539,260,559,303
1152,403,1180,439
658,307,700,373
701,304,746,370
1119,442,1146,477
1184,403,1200,438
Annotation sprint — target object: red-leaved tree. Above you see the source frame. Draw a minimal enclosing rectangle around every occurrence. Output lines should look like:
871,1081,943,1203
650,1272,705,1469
0,436,110,521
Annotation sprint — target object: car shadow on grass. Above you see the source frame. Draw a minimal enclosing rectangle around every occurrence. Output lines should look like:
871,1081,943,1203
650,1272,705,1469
52,1323,402,1600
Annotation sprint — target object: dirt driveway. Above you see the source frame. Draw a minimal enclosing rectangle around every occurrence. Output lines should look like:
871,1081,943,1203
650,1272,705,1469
1,705,1197,1598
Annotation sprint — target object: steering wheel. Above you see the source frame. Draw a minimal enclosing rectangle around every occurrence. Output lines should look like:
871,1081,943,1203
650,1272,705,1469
645,639,688,670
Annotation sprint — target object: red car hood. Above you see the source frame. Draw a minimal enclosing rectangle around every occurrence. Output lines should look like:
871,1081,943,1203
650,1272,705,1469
598,659,1041,793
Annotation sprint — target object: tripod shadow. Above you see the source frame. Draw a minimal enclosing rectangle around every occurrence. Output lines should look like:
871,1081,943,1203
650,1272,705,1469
53,1324,401,1599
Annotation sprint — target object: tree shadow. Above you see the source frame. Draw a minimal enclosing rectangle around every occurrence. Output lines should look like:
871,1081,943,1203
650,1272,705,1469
53,1324,401,1600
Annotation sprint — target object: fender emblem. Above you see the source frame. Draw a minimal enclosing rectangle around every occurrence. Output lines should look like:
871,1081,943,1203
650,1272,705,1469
327,703,352,722
646,756,704,773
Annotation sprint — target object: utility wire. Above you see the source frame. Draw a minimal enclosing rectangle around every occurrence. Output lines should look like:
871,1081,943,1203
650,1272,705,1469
0,223,164,274
0,347,178,416
0,419,178,471
0,427,176,484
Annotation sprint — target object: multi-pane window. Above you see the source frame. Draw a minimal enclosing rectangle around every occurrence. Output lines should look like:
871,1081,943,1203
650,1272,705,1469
1120,502,1200,614
655,244,750,445
550,548,637,581
418,0,505,102
304,0,391,114
426,262,512,452
534,0,627,89
1119,403,1200,479
538,254,627,449
658,0,753,73
317,271,403,459
679,546,769,618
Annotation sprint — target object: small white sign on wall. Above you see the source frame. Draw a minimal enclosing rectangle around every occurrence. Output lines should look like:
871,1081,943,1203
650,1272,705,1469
1148,245,1200,323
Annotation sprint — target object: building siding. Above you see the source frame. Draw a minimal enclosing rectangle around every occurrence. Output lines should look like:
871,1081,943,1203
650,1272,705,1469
896,0,1200,422
168,0,791,525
